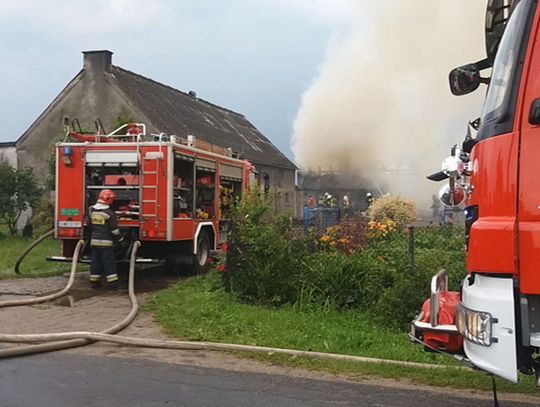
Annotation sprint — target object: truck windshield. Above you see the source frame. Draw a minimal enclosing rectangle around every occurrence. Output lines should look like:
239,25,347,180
478,0,533,140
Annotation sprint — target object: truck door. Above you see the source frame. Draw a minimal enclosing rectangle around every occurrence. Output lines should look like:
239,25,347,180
517,4,540,297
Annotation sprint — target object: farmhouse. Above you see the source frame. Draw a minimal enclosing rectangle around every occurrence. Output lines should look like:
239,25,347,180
15,50,296,214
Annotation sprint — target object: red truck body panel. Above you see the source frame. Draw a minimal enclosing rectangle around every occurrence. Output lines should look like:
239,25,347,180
55,139,252,257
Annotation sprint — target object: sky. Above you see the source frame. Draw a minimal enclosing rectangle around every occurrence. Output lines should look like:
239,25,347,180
0,0,344,161
0,0,487,168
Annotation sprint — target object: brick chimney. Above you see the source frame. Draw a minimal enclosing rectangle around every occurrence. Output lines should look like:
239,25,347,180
82,50,113,73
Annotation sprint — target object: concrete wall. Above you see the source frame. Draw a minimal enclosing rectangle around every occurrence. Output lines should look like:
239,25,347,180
0,145,17,167
16,51,142,184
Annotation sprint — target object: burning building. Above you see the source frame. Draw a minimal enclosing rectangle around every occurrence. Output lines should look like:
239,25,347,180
295,168,374,217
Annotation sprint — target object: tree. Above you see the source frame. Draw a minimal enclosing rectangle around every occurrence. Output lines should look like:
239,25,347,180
0,164,41,235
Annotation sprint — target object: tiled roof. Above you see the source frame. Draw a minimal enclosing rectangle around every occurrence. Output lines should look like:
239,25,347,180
110,66,296,169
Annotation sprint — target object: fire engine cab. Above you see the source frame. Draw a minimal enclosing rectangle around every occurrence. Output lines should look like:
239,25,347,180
52,122,255,272
412,0,540,385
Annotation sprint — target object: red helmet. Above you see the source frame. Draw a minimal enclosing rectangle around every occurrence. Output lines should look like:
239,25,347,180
98,189,117,205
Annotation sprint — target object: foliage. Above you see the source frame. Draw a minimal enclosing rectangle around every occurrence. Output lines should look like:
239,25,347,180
47,132,67,191
146,271,451,364
31,196,54,238
366,219,397,240
0,235,71,278
318,218,367,253
0,164,41,235
361,226,466,327
225,189,309,306
147,272,538,394
114,115,136,129
226,189,466,328
368,195,417,230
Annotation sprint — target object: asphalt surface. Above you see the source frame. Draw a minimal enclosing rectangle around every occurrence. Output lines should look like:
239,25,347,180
0,353,536,407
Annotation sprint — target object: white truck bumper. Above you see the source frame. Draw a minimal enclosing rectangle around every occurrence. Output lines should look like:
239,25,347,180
460,274,517,382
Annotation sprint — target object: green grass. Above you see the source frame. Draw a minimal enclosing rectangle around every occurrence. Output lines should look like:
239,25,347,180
146,271,539,395
0,235,73,278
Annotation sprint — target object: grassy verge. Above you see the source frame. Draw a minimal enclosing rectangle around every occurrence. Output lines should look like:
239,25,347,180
146,271,538,394
0,235,73,278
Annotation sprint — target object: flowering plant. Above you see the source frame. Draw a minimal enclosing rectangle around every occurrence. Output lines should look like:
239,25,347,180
318,219,367,253
366,219,397,240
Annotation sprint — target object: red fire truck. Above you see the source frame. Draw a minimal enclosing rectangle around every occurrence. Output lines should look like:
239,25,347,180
52,122,255,272
412,0,540,385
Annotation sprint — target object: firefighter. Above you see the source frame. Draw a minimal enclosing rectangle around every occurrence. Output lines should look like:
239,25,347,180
341,194,350,217
306,195,316,208
88,189,123,289
324,192,333,207
365,192,374,207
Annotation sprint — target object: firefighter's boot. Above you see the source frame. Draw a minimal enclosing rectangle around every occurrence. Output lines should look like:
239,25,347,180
106,273,119,291
106,282,118,291
90,280,102,289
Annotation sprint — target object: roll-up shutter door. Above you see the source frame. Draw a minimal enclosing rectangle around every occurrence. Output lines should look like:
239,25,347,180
219,164,242,181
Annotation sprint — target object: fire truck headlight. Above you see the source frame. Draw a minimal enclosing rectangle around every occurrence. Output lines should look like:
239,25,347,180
456,303,494,346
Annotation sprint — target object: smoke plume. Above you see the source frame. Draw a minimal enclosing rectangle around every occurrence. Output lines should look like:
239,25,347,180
292,0,487,207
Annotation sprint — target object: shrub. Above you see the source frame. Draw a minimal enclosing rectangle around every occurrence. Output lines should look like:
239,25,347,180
368,195,417,230
225,190,308,306
318,217,367,254
366,219,397,240
364,227,465,328
225,189,466,329
0,164,41,235
31,196,54,238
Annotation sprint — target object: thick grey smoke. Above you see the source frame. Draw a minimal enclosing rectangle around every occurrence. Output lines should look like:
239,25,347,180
292,0,487,207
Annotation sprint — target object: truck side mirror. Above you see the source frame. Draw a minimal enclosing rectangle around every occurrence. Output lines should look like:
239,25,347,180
529,98,540,125
449,64,482,96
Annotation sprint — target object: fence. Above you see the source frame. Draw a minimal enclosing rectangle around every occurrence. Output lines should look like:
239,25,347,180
303,207,340,235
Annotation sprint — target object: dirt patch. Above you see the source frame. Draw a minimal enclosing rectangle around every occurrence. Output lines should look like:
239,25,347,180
1,272,540,405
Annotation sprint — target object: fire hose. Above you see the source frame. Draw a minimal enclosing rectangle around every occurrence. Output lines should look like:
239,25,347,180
14,229,55,275
0,238,466,370
0,240,141,358
2,237,83,308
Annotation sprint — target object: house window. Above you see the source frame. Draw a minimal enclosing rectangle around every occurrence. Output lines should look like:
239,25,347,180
263,173,270,193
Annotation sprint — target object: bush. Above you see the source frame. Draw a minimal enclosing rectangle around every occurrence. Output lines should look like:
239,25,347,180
317,218,367,253
369,195,417,230
363,227,465,328
0,164,41,235
225,190,309,306
225,191,466,329
31,196,54,238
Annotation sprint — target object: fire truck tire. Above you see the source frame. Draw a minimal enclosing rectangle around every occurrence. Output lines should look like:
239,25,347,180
193,230,211,274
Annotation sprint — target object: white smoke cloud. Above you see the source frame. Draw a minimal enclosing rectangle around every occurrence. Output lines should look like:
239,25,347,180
292,0,487,207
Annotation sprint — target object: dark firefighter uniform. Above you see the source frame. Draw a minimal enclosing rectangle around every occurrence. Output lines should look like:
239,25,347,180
89,204,122,288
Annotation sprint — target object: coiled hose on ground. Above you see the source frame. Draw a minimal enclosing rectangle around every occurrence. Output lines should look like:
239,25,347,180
0,240,141,358
0,237,465,370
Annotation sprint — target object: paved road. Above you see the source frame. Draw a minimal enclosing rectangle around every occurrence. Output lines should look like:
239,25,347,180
0,353,534,407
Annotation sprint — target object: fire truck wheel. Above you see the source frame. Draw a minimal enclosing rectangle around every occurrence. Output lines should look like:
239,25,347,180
193,230,211,274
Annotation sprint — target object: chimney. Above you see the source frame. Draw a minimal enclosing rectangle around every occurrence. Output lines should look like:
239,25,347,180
82,50,113,73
